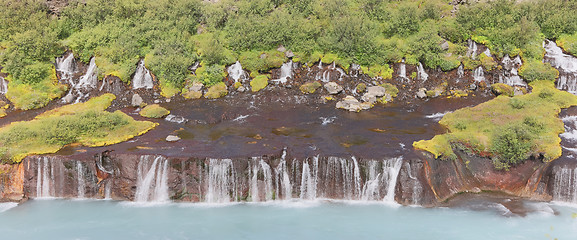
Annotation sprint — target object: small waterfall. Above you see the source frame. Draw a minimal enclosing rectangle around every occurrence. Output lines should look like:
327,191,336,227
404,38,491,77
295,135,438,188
543,40,577,93
398,59,407,79
104,180,112,200
56,52,76,81
77,162,86,199
135,156,170,202
36,158,54,198
227,61,248,83
275,160,292,200
77,57,98,90
468,40,478,59
483,48,492,58
499,55,525,86
249,158,274,201
456,64,464,79
361,160,381,201
273,61,293,84
300,156,318,200
552,166,577,204
473,66,485,82
132,59,154,89
206,159,237,203
417,63,428,82
403,162,422,205
0,76,8,95
382,157,403,203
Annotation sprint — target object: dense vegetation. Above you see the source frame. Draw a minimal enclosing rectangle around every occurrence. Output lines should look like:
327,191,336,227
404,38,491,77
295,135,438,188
0,94,157,163
413,81,577,170
1,0,577,109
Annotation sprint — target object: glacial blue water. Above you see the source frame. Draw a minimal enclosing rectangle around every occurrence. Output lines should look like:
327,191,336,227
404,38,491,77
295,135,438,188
0,200,576,240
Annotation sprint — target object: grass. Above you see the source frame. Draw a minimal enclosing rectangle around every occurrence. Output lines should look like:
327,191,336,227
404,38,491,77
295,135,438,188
0,94,157,163
139,104,170,118
413,81,577,169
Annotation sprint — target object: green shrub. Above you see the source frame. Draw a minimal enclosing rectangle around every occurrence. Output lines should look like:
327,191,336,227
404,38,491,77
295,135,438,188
519,60,559,83
491,125,533,170
509,98,526,109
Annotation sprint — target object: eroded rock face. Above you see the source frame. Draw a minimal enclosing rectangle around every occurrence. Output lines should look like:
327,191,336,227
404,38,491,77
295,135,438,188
0,163,24,202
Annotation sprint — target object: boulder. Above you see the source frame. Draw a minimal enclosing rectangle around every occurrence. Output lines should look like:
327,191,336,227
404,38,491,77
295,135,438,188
285,50,295,58
237,86,246,92
366,86,386,97
166,135,181,142
417,88,427,99
336,95,362,112
361,93,377,104
131,94,143,107
440,40,450,51
324,82,343,95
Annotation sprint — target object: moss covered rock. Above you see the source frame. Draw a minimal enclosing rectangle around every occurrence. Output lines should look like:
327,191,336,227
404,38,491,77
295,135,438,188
356,83,367,93
205,82,228,99
491,83,514,97
300,81,322,94
250,75,269,92
139,104,170,118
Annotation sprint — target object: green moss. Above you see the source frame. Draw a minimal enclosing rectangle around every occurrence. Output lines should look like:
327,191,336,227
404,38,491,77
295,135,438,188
380,83,399,98
356,83,367,93
205,82,228,99
250,75,269,92
0,94,156,163
519,59,559,82
479,52,497,71
361,65,393,79
299,81,322,94
491,83,514,97
139,104,170,118
558,34,577,56
413,81,577,168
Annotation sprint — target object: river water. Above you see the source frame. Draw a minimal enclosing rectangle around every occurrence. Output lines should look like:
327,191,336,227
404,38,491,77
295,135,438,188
0,200,575,240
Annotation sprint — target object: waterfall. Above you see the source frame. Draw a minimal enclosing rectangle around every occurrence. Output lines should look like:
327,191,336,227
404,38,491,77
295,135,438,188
275,160,292,200
77,162,86,199
135,156,170,202
36,158,54,198
403,162,422,205
499,55,525,86
382,157,403,203
398,60,407,79
206,159,237,203
272,61,293,84
0,76,7,95
132,59,154,89
483,48,492,58
361,160,381,201
300,156,318,200
468,40,478,59
552,166,577,204
417,63,428,82
56,52,76,81
543,40,577,94
77,57,98,90
473,66,485,82
227,61,248,83
249,158,274,201
456,64,464,79
104,180,112,200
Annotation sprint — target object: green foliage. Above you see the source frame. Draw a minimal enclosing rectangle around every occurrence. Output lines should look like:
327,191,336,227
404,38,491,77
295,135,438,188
414,81,577,168
380,83,399,98
558,34,577,56
0,94,156,162
139,104,170,118
519,59,559,82
491,83,514,97
191,63,226,87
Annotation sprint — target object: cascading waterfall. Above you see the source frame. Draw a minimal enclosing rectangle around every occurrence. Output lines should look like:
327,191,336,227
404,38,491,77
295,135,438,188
0,76,7,95
206,159,237,203
543,40,577,93
398,59,407,79
552,166,577,204
104,181,112,200
361,160,381,201
135,156,169,202
77,162,86,199
249,158,274,201
417,63,428,82
382,157,403,203
403,162,422,205
36,158,54,198
456,65,464,79
499,55,525,86
56,52,76,81
473,66,485,82
300,156,318,200
468,40,478,59
77,57,98,90
132,59,154,89
62,57,98,103
272,61,293,84
227,61,248,83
